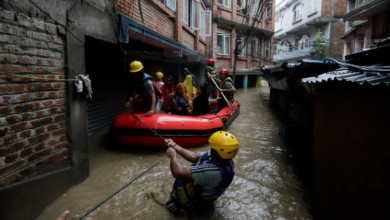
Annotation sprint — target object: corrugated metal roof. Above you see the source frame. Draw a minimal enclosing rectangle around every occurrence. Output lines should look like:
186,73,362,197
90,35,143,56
302,68,390,86
273,47,315,63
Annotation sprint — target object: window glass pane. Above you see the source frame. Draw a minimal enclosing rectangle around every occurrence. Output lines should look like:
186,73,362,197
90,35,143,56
224,36,230,55
167,0,176,11
217,35,224,54
183,0,189,24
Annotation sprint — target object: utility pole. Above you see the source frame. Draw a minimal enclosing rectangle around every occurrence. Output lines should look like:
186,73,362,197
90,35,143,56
233,31,243,83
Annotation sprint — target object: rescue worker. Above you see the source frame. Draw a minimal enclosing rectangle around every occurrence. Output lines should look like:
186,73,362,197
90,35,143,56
204,59,218,98
165,131,239,215
209,69,236,110
126,61,161,116
155,72,164,88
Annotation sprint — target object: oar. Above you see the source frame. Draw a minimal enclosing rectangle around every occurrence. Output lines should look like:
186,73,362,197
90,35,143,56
207,73,235,114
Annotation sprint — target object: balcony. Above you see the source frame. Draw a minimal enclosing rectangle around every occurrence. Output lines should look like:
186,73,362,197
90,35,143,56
344,0,390,21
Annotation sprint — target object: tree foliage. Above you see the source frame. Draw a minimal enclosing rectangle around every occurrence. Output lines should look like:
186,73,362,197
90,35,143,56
315,29,326,60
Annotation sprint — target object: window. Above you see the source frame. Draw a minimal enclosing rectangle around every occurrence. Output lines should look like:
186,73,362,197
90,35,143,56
237,0,247,14
293,4,302,22
266,0,272,22
264,39,270,59
160,0,176,11
182,0,189,24
252,0,263,18
218,0,231,8
200,10,212,39
251,37,261,58
237,34,246,57
217,28,231,55
182,0,200,29
355,0,365,8
309,0,317,14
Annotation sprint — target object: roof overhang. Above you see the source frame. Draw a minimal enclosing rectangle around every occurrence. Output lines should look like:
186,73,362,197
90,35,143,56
213,16,274,37
305,16,338,27
344,0,390,21
340,27,356,39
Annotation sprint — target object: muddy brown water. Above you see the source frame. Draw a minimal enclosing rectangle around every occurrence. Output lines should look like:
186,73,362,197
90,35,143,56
36,87,313,220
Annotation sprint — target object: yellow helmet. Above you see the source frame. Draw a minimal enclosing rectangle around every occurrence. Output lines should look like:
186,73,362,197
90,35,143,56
155,72,164,80
209,131,239,159
130,61,144,73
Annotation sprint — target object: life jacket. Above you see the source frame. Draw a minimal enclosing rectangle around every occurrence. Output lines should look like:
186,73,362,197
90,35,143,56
219,77,234,101
171,151,235,212
136,73,162,105
204,66,216,83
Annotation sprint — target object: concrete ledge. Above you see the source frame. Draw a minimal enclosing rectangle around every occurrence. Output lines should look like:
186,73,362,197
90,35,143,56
0,166,86,220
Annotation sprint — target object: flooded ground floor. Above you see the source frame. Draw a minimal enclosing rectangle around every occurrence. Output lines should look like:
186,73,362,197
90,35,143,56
36,87,313,220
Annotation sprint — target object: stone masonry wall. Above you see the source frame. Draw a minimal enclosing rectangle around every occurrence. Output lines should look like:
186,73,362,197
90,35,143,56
0,8,69,186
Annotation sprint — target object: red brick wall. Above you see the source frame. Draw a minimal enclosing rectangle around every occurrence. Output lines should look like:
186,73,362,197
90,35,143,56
321,0,332,17
199,41,206,55
118,0,175,39
0,9,69,186
182,27,195,48
216,58,231,70
331,21,346,55
334,0,348,17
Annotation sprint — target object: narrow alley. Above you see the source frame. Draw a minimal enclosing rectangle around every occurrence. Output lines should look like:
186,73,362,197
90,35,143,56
36,88,313,220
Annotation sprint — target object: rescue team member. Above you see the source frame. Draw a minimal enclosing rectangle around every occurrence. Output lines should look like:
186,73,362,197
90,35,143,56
165,131,239,215
126,61,162,116
155,71,164,88
204,59,217,99
209,69,236,110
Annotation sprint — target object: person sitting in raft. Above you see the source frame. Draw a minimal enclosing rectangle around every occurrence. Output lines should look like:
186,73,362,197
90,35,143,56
183,68,199,100
192,84,210,116
161,75,175,114
155,71,164,89
125,61,162,116
165,131,239,215
208,69,236,111
173,83,193,116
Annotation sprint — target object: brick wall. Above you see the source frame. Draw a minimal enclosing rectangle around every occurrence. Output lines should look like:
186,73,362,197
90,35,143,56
182,27,195,48
0,9,69,186
199,41,206,55
216,58,231,70
321,0,332,17
118,0,175,39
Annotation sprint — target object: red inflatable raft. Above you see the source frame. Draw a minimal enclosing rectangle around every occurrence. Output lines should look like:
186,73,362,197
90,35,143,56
113,100,240,147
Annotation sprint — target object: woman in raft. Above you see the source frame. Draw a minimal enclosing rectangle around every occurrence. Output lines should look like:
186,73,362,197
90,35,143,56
160,75,175,114
173,83,193,116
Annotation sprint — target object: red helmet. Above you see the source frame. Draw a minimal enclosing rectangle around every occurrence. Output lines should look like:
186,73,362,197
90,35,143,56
207,59,215,64
220,69,229,75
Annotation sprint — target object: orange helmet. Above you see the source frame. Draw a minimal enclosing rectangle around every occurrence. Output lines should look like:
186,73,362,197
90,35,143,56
207,59,215,65
220,69,229,75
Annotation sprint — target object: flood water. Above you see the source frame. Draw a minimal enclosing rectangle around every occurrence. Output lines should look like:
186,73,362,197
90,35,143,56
36,87,313,220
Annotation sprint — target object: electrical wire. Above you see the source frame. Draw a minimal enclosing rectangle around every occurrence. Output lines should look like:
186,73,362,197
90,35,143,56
28,0,85,45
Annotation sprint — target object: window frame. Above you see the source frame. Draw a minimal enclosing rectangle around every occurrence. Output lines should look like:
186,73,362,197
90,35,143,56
251,37,261,59
293,3,302,22
218,0,232,8
308,0,317,14
237,35,246,57
264,38,270,59
217,28,231,56
160,0,177,12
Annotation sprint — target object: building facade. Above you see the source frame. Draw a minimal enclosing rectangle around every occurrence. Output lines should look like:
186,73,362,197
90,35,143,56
341,0,390,57
211,0,275,86
274,0,347,63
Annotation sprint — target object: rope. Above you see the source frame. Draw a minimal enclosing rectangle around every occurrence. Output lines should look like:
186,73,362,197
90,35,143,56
2,73,78,81
78,115,171,220
78,155,168,219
